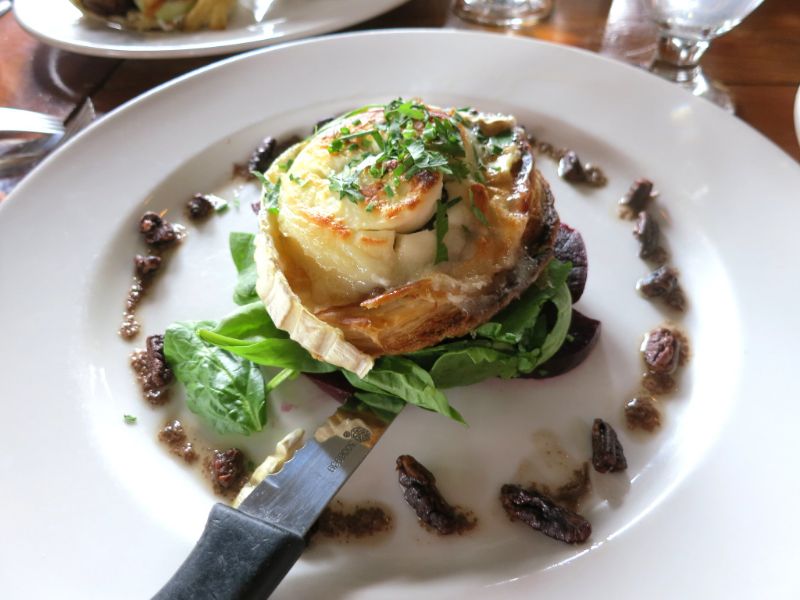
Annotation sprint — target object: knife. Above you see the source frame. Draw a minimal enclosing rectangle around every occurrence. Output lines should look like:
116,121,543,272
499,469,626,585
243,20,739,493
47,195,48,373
153,399,397,600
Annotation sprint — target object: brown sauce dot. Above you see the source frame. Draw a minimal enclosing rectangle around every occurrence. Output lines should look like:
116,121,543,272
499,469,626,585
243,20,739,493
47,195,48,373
625,396,662,432
158,420,197,464
313,501,393,541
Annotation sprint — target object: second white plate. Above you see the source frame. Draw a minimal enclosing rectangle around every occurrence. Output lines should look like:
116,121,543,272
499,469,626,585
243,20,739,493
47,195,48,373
14,0,408,58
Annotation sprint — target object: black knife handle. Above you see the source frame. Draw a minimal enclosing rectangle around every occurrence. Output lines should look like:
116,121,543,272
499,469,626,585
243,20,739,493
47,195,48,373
153,503,305,600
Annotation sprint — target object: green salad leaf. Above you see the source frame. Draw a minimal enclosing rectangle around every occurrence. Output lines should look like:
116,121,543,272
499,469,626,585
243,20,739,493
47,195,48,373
343,356,465,424
164,320,267,436
198,329,336,374
428,347,521,388
406,259,573,389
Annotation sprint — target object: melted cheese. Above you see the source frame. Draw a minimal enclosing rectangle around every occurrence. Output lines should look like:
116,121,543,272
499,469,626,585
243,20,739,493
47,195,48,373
271,105,511,308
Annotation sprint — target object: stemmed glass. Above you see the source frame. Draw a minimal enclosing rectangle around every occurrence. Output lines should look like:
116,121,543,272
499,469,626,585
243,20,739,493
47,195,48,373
641,0,766,112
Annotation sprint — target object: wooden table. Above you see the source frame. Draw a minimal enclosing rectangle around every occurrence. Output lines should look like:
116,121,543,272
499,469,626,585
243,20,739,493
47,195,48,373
2,0,798,201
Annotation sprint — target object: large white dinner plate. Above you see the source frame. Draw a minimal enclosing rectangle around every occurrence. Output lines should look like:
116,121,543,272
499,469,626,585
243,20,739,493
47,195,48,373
13,0,407,58
1,30,800,599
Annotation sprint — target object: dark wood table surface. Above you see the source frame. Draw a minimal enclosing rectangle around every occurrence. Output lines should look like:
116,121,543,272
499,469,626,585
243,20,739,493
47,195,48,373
1,0,798,201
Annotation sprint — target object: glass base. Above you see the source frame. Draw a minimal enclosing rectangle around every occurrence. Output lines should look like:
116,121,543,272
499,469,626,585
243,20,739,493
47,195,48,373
453,0,553,28
650,60,735,113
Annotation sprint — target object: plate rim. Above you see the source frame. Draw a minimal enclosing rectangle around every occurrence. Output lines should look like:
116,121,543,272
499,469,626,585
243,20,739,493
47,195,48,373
2,28,800,599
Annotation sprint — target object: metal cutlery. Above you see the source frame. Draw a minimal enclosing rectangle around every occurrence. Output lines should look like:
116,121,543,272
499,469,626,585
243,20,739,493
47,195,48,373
154,399,398,600
0,100,95,176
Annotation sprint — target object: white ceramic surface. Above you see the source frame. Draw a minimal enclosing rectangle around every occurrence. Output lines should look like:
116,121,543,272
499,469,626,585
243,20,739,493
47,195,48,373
13,0,407,58
794,84,800,147
1,30,799,599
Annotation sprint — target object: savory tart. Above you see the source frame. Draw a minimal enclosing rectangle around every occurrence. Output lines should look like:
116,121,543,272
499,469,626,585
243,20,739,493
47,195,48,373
254,100,559,377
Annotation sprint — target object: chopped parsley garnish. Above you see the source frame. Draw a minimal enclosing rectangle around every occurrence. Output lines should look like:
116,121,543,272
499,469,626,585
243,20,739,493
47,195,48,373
316,98,492,227
288,173,305,186
123,414,137,424
278,158,294,171
328,166,364,203
486,130,515,155
445,195,462,210
469,188,489,226
328,138,344,154
252,171,281,214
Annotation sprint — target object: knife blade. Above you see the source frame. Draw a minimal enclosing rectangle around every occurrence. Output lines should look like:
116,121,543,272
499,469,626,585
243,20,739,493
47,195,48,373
153,399,398,600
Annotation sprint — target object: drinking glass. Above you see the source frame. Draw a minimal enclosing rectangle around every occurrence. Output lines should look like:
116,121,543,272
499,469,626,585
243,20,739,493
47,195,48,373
453,0,554,28
641,0,766,112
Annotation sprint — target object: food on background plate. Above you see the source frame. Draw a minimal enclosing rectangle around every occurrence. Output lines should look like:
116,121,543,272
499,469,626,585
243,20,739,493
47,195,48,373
162,99,601,436
74,0,236,31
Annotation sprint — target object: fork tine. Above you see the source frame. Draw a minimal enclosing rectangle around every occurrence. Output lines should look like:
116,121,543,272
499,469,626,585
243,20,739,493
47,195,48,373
0,99,96,176
0,108,65,136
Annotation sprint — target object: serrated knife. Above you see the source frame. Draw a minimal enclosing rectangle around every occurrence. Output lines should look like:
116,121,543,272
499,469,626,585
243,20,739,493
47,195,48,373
153,400,397,600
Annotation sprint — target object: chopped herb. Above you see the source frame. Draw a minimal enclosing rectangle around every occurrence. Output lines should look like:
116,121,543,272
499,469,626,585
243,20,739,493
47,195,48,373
365,203,375,212
278,159,294,172
339,128,379,142
252,171,281,214
328,138,344,154
384,184,395,197
328,166,364,203
123,414,137,424
288,173,305,186
469,188,489,226
445,195,462,210
434,198,449,264
370,130,385,151
385,99,427,121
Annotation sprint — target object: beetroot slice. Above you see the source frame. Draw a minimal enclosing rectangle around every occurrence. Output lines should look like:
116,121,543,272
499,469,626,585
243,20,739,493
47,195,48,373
527,309,601,379
305,371,356,403
554,223,588,303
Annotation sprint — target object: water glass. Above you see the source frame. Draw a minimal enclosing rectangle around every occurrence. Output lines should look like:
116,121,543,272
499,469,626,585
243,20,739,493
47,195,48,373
453,0,554,28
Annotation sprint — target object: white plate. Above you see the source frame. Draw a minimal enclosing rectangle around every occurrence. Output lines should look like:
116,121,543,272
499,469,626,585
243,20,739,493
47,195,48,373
2,30,800,599
794,85,800,147
13,0,407,58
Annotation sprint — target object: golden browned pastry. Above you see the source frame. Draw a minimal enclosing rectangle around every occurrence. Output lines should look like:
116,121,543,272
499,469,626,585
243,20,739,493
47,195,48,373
254,100,558,377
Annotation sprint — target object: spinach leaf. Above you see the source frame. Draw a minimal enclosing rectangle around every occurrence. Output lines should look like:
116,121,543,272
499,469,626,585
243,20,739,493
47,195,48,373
198,329,336,374
536,281,573,365
429,347,520,388
266,368,298,393
475,259,571,346
352,392,406,422
229,232,259,305
164,320,266,436
214,301,286,340
344,356,465,424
